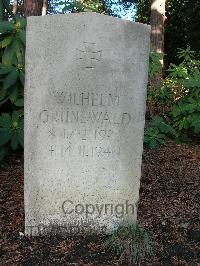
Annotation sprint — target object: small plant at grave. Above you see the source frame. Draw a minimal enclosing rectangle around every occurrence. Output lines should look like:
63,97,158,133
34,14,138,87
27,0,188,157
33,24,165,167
144,116,177,149
104,223,152,265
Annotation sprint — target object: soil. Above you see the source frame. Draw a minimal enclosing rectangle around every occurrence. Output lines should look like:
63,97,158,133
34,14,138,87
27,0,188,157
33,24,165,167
0,141,199,265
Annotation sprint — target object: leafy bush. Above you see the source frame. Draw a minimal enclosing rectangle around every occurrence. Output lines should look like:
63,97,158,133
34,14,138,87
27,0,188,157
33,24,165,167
171,96,200,134
146,47,200,149
0,15,26,161
169,49,200,136
105,223,152,265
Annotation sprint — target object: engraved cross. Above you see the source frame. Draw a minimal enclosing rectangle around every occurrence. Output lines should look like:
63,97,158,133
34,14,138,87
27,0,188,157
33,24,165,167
76,42,101,69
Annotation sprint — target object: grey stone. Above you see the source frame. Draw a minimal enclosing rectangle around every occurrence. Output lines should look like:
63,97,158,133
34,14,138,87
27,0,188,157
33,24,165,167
24,12,150,235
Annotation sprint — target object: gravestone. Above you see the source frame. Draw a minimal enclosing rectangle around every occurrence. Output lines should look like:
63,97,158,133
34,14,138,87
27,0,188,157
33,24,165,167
24,12,150,235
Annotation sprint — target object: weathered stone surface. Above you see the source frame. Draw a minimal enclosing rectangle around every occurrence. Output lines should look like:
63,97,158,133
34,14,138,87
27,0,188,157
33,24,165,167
24,12,150,235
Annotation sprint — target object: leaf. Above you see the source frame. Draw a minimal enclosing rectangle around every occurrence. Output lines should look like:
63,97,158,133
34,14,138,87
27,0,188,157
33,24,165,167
0,88,7,101
0,128,13,146
2,35,13,48
12,110,21,122
3,69,19,90
0,21,14,33
8,85,19,103
17,30,26,45
157,135,166,143
14,98,24,107
0,64,13,75
13,38,24,64
175,117,189,130
148,139,160,149
150,116,164,127
2,44,14,66
0,113,12,128
171,103,184,117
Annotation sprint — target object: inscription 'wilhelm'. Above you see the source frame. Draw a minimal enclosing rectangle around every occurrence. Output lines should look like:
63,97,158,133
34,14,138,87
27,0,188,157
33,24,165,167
50,91,120,107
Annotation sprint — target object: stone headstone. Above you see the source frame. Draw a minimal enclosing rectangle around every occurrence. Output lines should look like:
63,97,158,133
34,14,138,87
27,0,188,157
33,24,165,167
24,13,150,235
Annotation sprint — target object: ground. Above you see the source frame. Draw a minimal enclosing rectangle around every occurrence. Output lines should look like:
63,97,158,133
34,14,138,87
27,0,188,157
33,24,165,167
0,141,199,265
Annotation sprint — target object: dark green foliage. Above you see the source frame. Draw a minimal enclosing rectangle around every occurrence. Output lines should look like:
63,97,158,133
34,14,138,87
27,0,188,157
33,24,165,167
171,99,200,134
0,15,26,161
105,223,152,265
148,85,173,110
148,51,162,78
0,111,23,161
146,48,200,149
168,48,200,135
144,116,177,149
